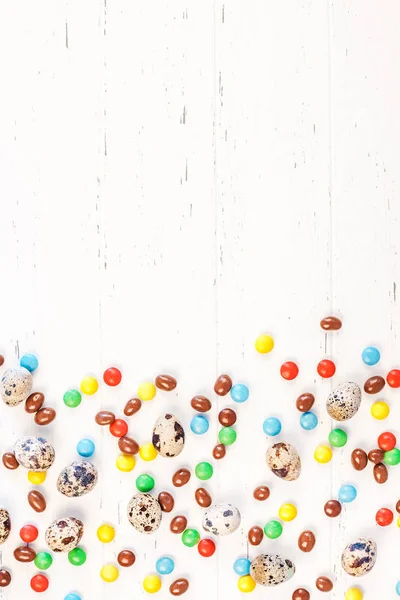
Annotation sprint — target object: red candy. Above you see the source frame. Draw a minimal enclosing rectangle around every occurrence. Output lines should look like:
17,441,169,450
103,367,122,387
387,369,400,388
20,524,39,543
109,419,128,438
197,538,216,557
378,432,396,452
376,507,393,527
30,574,49,593
317,359,336,378
280,361,299,381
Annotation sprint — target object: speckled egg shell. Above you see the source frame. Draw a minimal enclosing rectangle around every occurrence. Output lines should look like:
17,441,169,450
127,493,162,534
341,538,377,577
1,368,33,406
152,414,185,458
45,517,84,552
57,461,98,497
13,436,55,471
326,382,361,421
250,554,295,586
0,509,11,545
265,442,301,481
202,504,241,536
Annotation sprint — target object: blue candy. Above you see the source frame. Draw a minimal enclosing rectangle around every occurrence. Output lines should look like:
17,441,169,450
300,411,318,431
338,484,357,503
396,581,400,596
362,346,380,366
156,556,175,575
190,415,209,435
64,595,81,600
262,417,282,437
233,557,251,576
230,383,249,403
20,354,39,373
76,439,95,458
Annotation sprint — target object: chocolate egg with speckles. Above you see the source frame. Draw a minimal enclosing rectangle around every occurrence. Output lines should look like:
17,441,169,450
127,493,162,534
57,461,98,497
152,414,185,458
45,517,83,552
13,436,55,471
250,554,295,586
0,509,11,545
266,442,301,481
326,382,361,421
1,368,33,406
341,537,377,576
202,503,241,536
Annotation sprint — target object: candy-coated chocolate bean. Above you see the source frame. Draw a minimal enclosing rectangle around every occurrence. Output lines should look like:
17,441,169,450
300,411,318,430
117,550,135,567
248,526,263,546
364,376,385,394
373,463,388,484
77,439,95,458
136,474,155,493
170,516,187,534
218,427,237,445
351,449,368,471
95,411,115,426
25,392,45,413
110,419,128,438
212,444,226,460
14,545,36,562
197,538,216,557
376,507,393,526
34,407,56,426
317,359,336,378
2,452,19,470
316,576,333,592
156,556,175,575
103,367,122,387
158,491,175,512
298,530,316,552
63,389,82,408
263,417,282,436
324,500,341,517
123,398,141,417
100,564,119,582
118,436,139,455
293,589,310,600
170,578,189,596
97,524,115,543
253,486,270,501
368,448,384,464
155,374,177,391
190,415,209,435
255,334,274,353
362,346,380,366
230,383,249,403
280,361,299,380
20,524,38,543
190,396,211,412
20,354,39,372
195,462,213,480
80,376,98,396
181,528,200,547
218,408,237,426
34,552,53,570
172,468,191,487
30,574,49,592
384,448,400,465
329,428,347,448
338,484,357,503
28,490,46,512
296,393,315,412
0,570,11,587
214,374,232,396
195,488,212,508
378,431,396,451
397,500,400,514
320,316,342,330
387,369,400,388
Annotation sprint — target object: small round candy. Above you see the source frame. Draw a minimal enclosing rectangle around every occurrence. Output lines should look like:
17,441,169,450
181,528,200,547
396,581,400,596
362,346,380,366
387,369,400,388
34,552,53,570
314,445,333,463
378,431,396,451
136,474,155,492
109,418,128,438
80,375,99,395
97,524,115,543
328,428,348,448
338,484,357,503
137,382,156,401
264,520,283,539
198,538,216,557
317,359,336,378
63,389,82,408
116,453,136,472
384,448,400,466
300,411,318,431
118,550,136,567
68,547,87,566
238,575,256,593
31,574,49,593
190,414,209,435
195,462,213,480
103,367,122,386
233,558,251,576
218,427,237,445
156,556,175,575
100,564,119,583
262,417,282,436
376,507,393,526
28,471,46,485
139,443,157,461
230,383,249,403
20,524,39,543
371,401,390,420
20,353,39,373
143,574,161,593
76,438,95,458
278,503,297,522
345,588,363,600
255,334,274,354
64,595,82,600
280,361,299,380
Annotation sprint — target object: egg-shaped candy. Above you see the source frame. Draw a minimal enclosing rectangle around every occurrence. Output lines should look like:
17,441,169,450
341,538,377,577
266,442,301,481
0,509,11,545
1,368,33,406
202,503,241,536
127,493,162,534
45,517,84,552
14,437,55,471
250,554,295,586
57,461,98,497
152,414,185,458
326,382,361,421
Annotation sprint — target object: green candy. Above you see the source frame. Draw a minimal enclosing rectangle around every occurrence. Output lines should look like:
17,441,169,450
384,447,400,466
195,461,213,480
181,528,200,547
63,389,82,408
328,428,347,448
136,474,155,492
34,552,53,570
264,520,283,539
218,427,237,446
68,547,86,566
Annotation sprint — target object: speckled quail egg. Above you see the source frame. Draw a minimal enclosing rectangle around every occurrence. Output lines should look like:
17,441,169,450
57,461,98,497
1,368,33,406
326,382,361,421
152,414,185,458
45,517,84,552
202,504,241,536
13,436,55,471
341,537,377,576
266,442,301,481
250,554,295,586
0,509,11,545
127,493,162,533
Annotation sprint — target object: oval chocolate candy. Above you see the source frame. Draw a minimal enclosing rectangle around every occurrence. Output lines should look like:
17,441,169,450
28,490,46,513
95,410,115,425
25,392,44,413
118,436,139,455
368,448,385,464
320,316,342,331
14,545,36,562
214,374,232,396
324,499,341,518
2,452,19,470
248,526,263,546
315,576,333,592
364,375,385,394
373,462,388,484
296,393,315,412
172,468,191,487
351,448,368,471
298,530,316,552
212,444,226,460
170,515,187,534
155,374,177,391
195,488,212,508
218,408,237,426
292,589,310,600
34,407,56,426
190,395,212,413
124,398,142,417
117,550,135,567
396,500,400,514
158,491,175,513
170,578,189,596
0,569,11,587
253,485,270,501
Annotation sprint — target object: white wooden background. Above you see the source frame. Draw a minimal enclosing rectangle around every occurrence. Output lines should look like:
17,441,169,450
1,1,400,598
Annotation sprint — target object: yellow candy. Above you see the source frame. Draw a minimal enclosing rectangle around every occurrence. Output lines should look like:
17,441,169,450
116,453,136,472
143,574,162,593
28,471,46,485
97,524,115,543
80,375,99,395
397,516,400,527
100,564,119,582
138,382,156,401
371,401,389,420
278,503,297,522
139,443,157,462
255,334,274,354
345,587,363,600
238,575,256,593
314,445,333,464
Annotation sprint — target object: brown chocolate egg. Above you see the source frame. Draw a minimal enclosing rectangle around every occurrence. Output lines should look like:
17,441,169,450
0,569,11,587
170,578,189,596
158,492,175,513
212,444,226,460
195,488,212,508
373,462,388,484
364,376,385,394
320,316,342,331
124,398,141,416
351,448,368,470
324,500,341,518
218,408,237,426
368,448,384,464
396,499,400,514
248,526,263,546
2,452,19,470
14,545,36,562
117,550,135,567
316,576,333,592
34,407,56,426
118,436,139,455
253,485,270,501
155,374,177,391
95,411,115,425
28,490,46,512
190,396,211,412
25,392,44,413
298,530,316,552
292,589,310,600
170,515,187,534
296,393,315,412
214,374,232,396
172,468,191,487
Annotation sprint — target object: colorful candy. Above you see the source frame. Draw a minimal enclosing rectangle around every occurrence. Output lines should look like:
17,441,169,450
314,445,332,464
233,558,251,576
34,552,53,570
364,376,385,394
109,418,128,438
76,438,95,458
68,547,87,566
384,448,400,465
371,401,390,420
197,538,215,557
20,524,39,543
136,474,155,492
317,359,336,378
264,520,282,539
280,361,299,380
30,574,49,592
300,411,318,430
253,485,270,501
362,346,380,366
375,507,393,526
378,431,396,451
100,564,119,583
190,414,209,435
195,462,213,480
20,353,39,373
80,376,99,395
63,389,82,408
218,408,237,426
181,528,200,547
137,382,157,401
156,556,175,575
237,575,256,593
338,484,357,503
387,369,400,388
139,443,157,461
262,417,282,436
345,588,363,600
351,449,368,470
328,428,347,448
103,367,122,386
97,524,115,543
230,383,249,403
28,471,47,484
116,453,136,472
278,503,297,522
255,334,274,353
191,396,212,412
218,426,237,445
